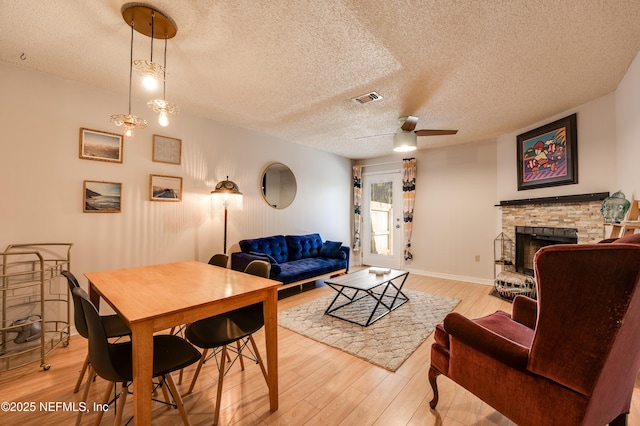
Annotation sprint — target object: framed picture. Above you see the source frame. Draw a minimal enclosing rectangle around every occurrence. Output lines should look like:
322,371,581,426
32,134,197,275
152,135,182,165
79,128,123,163
150,174,182,202
517,113,577,191
83,180,122,213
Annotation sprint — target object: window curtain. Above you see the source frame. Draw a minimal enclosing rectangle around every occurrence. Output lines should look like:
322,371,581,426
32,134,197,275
353,164,362,253
402,158,416,261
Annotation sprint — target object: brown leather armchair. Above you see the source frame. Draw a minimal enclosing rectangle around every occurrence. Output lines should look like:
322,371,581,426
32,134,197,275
429,234,640,425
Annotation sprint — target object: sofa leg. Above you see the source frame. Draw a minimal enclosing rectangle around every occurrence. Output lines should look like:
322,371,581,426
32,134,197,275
610,413,627,426
428,366,441,409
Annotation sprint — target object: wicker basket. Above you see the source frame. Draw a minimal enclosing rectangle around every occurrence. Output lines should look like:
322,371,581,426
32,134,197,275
494,271,536,300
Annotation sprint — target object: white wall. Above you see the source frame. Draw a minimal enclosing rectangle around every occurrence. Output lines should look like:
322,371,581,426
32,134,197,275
616,50,640,200
0,62,352,288
358,138,498,284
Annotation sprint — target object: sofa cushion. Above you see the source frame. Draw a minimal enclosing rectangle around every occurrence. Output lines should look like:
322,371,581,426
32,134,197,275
277,257,347,284
319,240,343,258
286,234,323,261
239,235,288,263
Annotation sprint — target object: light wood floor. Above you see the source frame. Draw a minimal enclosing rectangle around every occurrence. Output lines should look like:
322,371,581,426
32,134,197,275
1,274,638,425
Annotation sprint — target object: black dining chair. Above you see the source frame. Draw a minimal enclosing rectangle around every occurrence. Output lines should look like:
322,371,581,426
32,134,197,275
62,270,131,397
74,287,201,426
208,253,229,268
184,260,270,425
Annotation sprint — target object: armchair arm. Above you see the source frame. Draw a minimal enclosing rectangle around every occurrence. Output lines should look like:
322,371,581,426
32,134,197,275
444,312,530,370
512,295,537,329
339,246,350,272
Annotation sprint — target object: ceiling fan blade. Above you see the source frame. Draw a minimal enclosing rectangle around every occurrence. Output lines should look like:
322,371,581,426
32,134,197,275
400,116,419,132
415,129,458,136
354,132,395,140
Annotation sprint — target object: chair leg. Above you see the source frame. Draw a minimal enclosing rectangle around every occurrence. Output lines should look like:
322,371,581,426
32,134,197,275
248,335,268,384
236,340,245,370
158,379,172,408
187,348,208,394
610,413,628,426
114,383,128,426
428,366,441,409
74,353,90,393
76,365,94,426
165,373,192,426
214,346,228,426
94,381,115,426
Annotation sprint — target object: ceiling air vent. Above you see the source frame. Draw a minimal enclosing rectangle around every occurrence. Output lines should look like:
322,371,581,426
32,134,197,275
351,91,383,104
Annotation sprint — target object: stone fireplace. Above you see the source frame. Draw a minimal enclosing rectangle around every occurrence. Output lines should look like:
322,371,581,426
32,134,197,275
499,193,608,276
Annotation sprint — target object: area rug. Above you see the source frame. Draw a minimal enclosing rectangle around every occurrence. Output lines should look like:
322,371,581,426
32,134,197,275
278,289,460,371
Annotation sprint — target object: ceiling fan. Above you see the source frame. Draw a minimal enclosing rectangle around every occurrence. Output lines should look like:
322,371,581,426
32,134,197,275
393,116,458,152
357,116,458,152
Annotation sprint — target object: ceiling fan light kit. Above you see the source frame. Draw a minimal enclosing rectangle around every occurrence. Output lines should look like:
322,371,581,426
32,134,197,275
393,129,417,152
392,115,457,152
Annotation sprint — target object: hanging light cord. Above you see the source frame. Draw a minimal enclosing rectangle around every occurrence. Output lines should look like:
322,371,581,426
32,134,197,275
128,20,134,115
150,11,155,63
163,35,167,99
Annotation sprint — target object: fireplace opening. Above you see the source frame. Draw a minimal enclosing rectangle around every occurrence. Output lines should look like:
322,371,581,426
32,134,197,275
515,226,577,276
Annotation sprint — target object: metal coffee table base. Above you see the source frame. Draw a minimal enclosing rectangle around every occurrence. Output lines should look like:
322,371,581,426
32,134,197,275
324,270,409,327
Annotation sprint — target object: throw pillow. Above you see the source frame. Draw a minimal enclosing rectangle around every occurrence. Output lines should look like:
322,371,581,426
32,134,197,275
319,241,342,258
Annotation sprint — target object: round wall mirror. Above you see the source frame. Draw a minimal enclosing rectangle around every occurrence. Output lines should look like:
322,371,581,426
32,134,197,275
261,162,297,209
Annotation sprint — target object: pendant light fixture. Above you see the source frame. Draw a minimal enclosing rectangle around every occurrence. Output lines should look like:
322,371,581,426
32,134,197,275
132,9,164,91
147,35,179,127
110,19,147,137
112,3,177,136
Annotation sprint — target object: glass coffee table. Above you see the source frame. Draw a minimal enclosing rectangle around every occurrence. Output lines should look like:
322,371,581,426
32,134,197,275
324,268,409,326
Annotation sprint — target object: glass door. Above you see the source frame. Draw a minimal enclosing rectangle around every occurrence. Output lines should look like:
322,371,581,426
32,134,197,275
362,172,403,269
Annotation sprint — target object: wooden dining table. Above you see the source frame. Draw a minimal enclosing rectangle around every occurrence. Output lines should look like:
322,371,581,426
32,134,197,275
85,260,280,425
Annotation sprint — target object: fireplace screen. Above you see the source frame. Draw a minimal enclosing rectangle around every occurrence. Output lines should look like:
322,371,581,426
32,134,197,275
515,226,577,276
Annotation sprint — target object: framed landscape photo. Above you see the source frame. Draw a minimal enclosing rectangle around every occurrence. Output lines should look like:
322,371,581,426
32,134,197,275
150,174,182,202
80,128,123,163
517,113,577,191
152,135,182,165
83,180,122,213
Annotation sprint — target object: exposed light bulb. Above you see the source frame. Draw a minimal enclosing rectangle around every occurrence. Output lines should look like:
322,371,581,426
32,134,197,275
124,128,133,137
158,110,169,127
142,75,158,90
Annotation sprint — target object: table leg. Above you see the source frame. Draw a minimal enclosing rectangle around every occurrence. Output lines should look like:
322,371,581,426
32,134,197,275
88,281,100,309
263,288,279,411
131,322,154,425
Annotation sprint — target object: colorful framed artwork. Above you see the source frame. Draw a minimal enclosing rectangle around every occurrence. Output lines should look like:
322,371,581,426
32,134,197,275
517,113,577,191
150,174,182,202
83,181,122,213
152,135,182,165
79,128,123,163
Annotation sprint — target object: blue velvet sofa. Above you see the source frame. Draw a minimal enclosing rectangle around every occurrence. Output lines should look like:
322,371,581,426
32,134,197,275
231,234,349,289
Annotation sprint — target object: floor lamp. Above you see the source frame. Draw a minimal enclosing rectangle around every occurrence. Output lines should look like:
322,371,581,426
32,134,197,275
211,177,243,254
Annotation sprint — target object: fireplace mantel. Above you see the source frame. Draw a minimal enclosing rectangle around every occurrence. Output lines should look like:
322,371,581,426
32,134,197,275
496,192,609,207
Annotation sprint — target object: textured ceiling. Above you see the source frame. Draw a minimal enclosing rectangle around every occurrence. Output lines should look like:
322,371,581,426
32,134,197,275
2,1,640,159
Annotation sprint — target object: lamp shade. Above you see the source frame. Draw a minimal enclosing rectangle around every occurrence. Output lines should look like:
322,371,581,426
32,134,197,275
211,177,243,210
393,130,417,152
